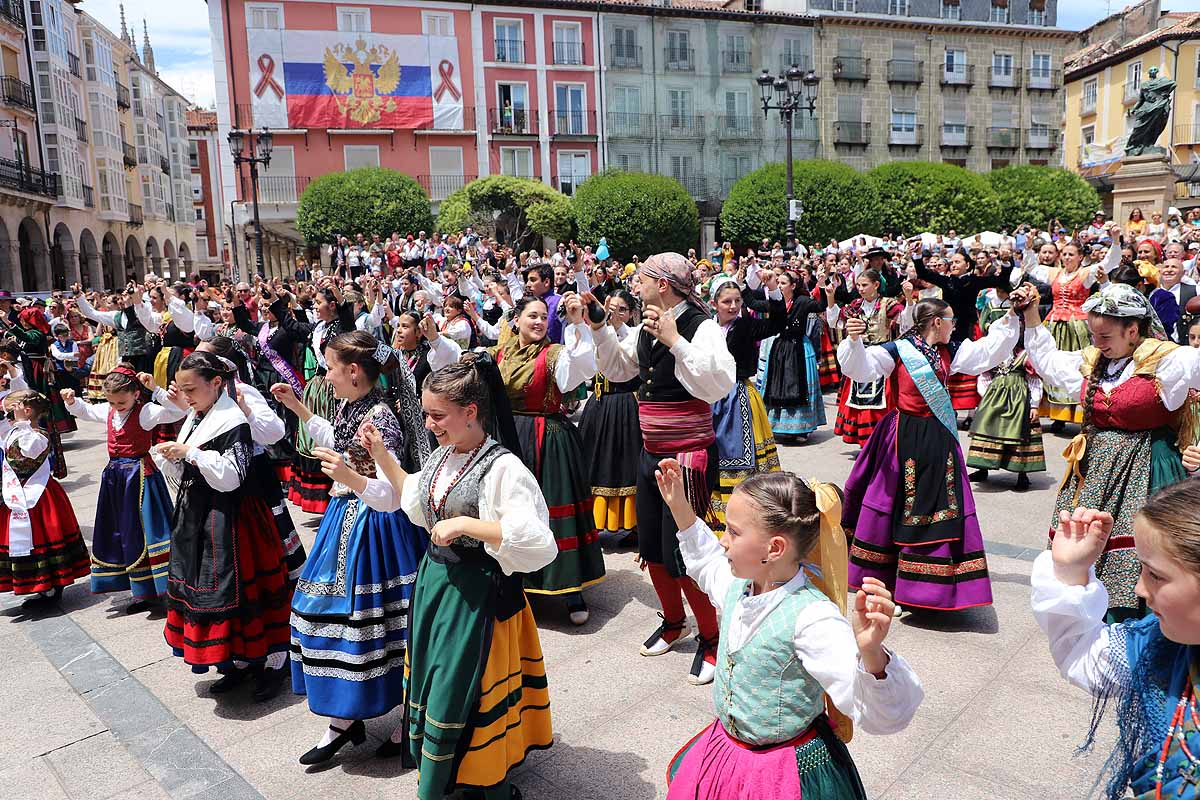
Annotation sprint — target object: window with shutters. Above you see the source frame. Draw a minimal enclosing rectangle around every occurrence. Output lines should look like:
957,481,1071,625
614,152,643,172
990,3,1009,23
336,8,370,33
246,4,282,30
343,145,379,171
666,30,691,68
668,89,693,126
942,95,967,145
782,38,811,71
613,27,636,59
724,90,750,134
890,94,917,144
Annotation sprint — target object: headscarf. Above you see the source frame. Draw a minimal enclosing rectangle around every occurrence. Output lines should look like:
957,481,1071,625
1137,237,1163,263
18,307,49,334
637,252,707,314
1080,282,1168,340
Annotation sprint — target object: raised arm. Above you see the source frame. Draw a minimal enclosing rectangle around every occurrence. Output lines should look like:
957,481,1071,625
1023,326,1084,401
553,324,597,393
590,321,640,383
949,313,1021,376
73,293,121,328
836,337,897,383
670,318,736,404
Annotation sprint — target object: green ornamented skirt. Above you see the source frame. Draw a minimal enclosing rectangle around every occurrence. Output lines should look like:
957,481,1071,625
286,374,335,513
966,372,1046,473
1041,319,1089,421
1051,428,1185,615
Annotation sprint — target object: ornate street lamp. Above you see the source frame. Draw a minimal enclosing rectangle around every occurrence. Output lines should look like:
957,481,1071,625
228,127,273,279
758,66,820,244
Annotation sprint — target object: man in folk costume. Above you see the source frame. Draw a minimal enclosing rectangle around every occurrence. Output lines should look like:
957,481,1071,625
590,252,736,685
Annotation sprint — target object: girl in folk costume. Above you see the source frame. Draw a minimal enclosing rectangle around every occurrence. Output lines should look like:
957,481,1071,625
288,284,355,513
839,293,1029,611
428,293,602,626
132,284,201,444
0,390,88,606
1019,227,1122,428
657,464,923,799
964,318,1046,491
1031,486,1200,800
269,331,428,765
757,269,828,443
709,272,785,533
60,366,185,606
1022,283,1200,622
382,312,435,473
828,270,903,447
803,273,842,391
153,352,292,700
368,358,556,800
578,290,642,547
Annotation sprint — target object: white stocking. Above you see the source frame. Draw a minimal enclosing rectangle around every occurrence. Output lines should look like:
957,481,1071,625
265,651,287,670
318,717,356,748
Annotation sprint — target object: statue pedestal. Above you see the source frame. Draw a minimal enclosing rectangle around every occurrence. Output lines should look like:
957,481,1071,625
1111,153,1176,224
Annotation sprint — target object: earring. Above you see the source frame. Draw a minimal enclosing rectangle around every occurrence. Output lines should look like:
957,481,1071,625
760,558,770,564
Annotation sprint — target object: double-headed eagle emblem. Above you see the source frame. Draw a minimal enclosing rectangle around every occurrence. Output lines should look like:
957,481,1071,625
323,38,401,125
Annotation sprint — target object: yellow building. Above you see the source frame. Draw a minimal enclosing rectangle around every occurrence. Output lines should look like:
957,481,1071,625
1065,11,1200,213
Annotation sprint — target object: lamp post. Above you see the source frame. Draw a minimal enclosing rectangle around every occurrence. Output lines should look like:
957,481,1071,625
228,127,273,279
757,66,820,246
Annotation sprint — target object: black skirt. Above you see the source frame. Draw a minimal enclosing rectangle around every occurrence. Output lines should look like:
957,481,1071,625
579,385,641,493
763,335,810,408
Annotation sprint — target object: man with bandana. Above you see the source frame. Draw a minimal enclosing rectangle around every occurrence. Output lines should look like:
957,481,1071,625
589,252,736,686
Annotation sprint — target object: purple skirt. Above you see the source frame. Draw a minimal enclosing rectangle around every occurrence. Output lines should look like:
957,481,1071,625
842,411,993,611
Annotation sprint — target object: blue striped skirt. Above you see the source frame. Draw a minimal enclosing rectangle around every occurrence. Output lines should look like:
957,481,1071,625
89,457,173,600
757,336,826,436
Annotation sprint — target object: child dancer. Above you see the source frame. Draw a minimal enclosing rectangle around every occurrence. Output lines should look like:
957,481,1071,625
61,367,185,607
1032,483,1200,799
655,461,923,799
0,390,89,606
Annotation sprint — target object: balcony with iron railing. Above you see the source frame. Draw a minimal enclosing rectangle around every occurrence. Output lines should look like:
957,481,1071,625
659,114,705,138
609,44,642,69
494,38,525,64
551,173,590,197
74,116,86,143
1025,127,1059,150
716,115,761,140
488,107,539,135
160,156,170,175
417,174,475,202
67,51,80,78
116,82,130,109
607,111,653,138
552,109,595,137
1026,68,1062,91
941,63,974,87
888,124,923,147
833,56,870,82
552,40,583,65
0,76,34,111
986,126,1021,149
674,173,709,200
834,120,870,145
82,184,93,208
0,157,56,198
1177,123,1200,145
779,55,814,73
722,49,752,73
128,203,143,225
249,175,312,203
1080,95,1097,116
664,48,695,72
988,67,1022,89
1124,82,1141,105
940,124,973,148
122,141,136,167
887,60,923,84
0,0,23,28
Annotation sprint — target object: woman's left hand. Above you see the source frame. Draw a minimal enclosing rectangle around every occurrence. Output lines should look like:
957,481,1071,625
154,442,193,462
851,577,895,674
313,446,357,485
430,517,471,546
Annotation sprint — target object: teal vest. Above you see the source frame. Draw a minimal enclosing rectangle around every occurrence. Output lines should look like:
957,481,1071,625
713,578,827,747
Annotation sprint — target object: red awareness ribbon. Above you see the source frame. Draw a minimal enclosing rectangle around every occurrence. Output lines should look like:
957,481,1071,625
254,54,284,99
433,60,460,102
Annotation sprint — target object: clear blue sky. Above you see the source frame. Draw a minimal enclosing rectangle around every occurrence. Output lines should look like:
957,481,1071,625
1059,0,1200,31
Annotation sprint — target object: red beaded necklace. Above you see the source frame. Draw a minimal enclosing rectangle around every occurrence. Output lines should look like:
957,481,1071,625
427,440,486,518
1155,669,1200,800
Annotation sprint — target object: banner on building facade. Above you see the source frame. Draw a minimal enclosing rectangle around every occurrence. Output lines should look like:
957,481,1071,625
246,30,463,130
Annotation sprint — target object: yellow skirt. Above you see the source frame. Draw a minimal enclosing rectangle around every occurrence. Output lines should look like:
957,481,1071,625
711,382,780,533
1039,398,1084,425
593,493,636,534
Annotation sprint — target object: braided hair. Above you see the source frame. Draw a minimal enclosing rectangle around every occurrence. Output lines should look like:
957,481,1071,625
734,472,824,561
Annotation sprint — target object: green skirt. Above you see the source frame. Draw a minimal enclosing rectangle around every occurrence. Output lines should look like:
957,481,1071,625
1044,319,1089,407
966,371,1046,473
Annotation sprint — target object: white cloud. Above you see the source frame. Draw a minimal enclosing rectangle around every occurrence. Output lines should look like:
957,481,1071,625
81,0,216,107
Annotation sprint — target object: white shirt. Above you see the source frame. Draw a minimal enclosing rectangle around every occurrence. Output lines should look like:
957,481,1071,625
3,420,47,459
427,323,598,394
837,312,1021,383
678,517,924,735
592,300,736,404
65,392,187,431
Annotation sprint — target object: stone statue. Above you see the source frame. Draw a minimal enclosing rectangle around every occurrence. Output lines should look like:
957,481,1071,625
1125,67,1176,157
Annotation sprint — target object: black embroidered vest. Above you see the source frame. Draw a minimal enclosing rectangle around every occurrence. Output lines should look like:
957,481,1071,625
637,305,707,403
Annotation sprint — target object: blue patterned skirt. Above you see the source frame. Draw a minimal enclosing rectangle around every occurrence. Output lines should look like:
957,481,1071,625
757,336,826,436
290,493,427,719
89,457,173,600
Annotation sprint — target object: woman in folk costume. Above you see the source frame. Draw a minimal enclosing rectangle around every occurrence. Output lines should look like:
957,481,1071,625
153,352,291,699
755,269,828,444
656,463,923,799
0,390,88,607
708,272,785,533
4,306,75,437
828,270,903,447
1022,283,1200,622
87,311,120,401
132,284,202,443
65,307,93,379
61,366,185,607
269,331,427,765
288,284,355,513
367,357,556,800
382,312,435,473
428,293,602,626
839,291,1030,611
578,290,642,547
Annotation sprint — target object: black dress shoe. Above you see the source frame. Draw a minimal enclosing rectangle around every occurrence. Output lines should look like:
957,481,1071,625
1015,473,1031,492
21,586,63,608
375,737,408,759
299,720,366,765
252,665,289,702
209,665,258,695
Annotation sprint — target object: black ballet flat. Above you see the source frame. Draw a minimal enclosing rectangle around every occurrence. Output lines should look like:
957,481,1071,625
299,720,366,765
375,737,408,760
209,665,258,695
21,586,64,608
252,665,289,702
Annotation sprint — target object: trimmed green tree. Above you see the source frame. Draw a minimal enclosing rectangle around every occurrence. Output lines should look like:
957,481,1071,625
295,167,432,245
720,161,882,248
866,161,1002,235
571,170,700,262
436,175,573,247
987,165,1101,231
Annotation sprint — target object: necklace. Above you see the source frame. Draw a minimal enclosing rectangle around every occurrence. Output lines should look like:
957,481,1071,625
427,440,486,518
1155,670,1200,799
1099,357,1130,383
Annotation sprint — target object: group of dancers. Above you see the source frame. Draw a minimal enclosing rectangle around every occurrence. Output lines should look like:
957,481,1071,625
2,216,1200,798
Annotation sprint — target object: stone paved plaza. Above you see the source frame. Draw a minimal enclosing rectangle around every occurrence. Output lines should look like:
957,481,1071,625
1,395,1114,800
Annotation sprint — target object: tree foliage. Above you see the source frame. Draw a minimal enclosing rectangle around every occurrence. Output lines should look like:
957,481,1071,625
436,175,573,247
866,161,1002,235
295,167,432,245
986,165,1101,231
571,170,700,262
720,161,882,247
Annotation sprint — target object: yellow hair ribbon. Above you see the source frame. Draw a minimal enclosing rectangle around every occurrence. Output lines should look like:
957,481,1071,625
806,478,854,743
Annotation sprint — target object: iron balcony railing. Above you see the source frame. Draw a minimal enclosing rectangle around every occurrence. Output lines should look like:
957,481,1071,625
941,63,974,87
659,114,704,137
609,44,642,69
488,107,539,135
116,82,130,109
0,157,57,198
940,124,973,147
160,155,170,175
416,174,474,202
888,123,923,146
1026,67,1062,91
82,183,93,208
552,109,595,136
0,76,34,111
0,0,24,28
122,141,136,167
128,203,143,225
607,111,652,138
988,66,1022,89
664,48,695,72
986,126,1021,149
834,120,871,145
722,49,752,73
74,116,87,143
1080,95,1097,115
833,56,870,82
887,59,923,84
494,38,524,64
67,51,80,78
717,115,761,139
1025,127,1060,150
552,41,583,65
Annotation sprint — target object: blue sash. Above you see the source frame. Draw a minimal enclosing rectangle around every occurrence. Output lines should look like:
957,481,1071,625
894,338,957,437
